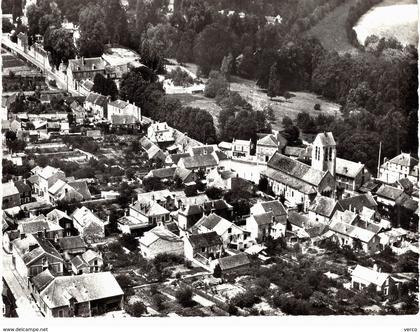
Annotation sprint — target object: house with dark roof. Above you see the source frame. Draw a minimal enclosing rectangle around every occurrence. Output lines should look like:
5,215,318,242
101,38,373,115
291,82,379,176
308,195,340,224
46,209,76,237
17,217,64,241
58,236,86,256
71,249,103,275
261,151,336,212
249,200,288,239
11,234,64,280
139,225,184,259
36,272,123,317
216,253,250,275
184,231,223,268
338,193,378,214
394,178,414,195
336,158,370,192
139,136,166,161
71,207,106,243
144,166,197,184
165,153,191,166
376,184,408,207
379,152,419,185
67,57,106,91
83,92,109,119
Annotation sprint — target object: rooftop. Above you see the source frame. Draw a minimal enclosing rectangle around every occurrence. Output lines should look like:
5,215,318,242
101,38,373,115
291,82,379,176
336,158,365,179
140,226,182,247
218,253,250,271
188,231,223,249
68,57,106,72
351,265,389,287
308,196,338,218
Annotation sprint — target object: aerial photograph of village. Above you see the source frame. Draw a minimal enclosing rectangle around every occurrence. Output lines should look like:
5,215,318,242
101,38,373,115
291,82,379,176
1,0,419,325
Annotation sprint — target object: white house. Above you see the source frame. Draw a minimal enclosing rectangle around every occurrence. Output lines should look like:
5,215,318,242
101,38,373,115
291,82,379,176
379,153,419,184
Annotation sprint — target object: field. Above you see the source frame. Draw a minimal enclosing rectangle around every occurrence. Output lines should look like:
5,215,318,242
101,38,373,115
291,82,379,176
306,0,359,54
169,76,341,133
2,53,26,68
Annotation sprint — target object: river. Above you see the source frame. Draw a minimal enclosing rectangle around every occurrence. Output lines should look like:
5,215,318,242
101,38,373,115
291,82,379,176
353,0,418,47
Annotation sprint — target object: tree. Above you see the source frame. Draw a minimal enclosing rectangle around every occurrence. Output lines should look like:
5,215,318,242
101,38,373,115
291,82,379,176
267,63,282,99
139,40,165,74
119,233,139,252
204,71,228,98
194,23,233,76
220,53,234,81
78,5,107,57
126,301,147,317
258,177,268,192
175,287,194,307
104,0,129,46
205,187,223,200
143,176,164,192
213,264,222,278
92,73,118,100
43,27,77,69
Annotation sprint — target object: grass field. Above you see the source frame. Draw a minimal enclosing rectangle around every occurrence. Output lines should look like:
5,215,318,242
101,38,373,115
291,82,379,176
306,0,359,55
2,54,26,68
169,76,341,133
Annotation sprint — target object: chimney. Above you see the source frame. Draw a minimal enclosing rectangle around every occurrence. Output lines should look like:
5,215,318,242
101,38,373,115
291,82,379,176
373,263,378,272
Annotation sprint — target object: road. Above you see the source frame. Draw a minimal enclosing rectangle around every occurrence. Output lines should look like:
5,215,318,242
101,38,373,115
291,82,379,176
2,252,43,317
1,34,83,97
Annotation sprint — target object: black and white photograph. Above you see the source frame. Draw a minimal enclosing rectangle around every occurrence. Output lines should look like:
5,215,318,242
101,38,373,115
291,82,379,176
1,0,419,331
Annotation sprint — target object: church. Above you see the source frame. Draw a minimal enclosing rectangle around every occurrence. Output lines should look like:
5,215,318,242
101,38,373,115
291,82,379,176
261,132,337,212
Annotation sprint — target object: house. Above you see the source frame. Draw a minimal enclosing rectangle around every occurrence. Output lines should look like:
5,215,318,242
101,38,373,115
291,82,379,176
139,226,184,259
46,209,76,237
178,154,219,173
57,236,86,257
139,136,166,162
70,249,103,275
11,234,64,280
36,272,123,317
338,193,378,214
37,166,66,201
2,181,21,209
107,99,141,124
256,134,286,163
261,151,336,212
283,145,309,161
335,158,369,192
378,153,419,184
375,184,408,207
144,166,197,184
216,253,250,275
286,211,313,242
48,179,84,205
128,197,170,226
165,153,191,167
83,92,109,120
246,213,275,242
190,213,252,250
231,138,252,158
206,168,237,190
67,57,106,91
394,178,414,195
250,200,288,239
308,196,340,224
17,217,64,241
71,207,106,243
136,189,176,210
147,122,175,144
328,219,381,254
351,265,395,297
184,231,223,267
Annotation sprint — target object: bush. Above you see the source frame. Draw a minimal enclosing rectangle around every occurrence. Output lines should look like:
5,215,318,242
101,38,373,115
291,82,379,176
119,233,139,252
231,290,260,308
205,187,224,199
227,302,238,316
126,301,147,317
167,67,194,87
314,103,321,110
152,293,166,311
175,287,194,307
116,274,133,295
204,71,228,98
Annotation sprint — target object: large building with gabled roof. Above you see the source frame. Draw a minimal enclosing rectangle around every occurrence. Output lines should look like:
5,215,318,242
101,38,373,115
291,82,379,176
379,152,419,184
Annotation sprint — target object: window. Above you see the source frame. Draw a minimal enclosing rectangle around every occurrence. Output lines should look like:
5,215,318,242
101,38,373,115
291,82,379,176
328,147,333,161
201,247,205,253
58,309,64,317
324,147,328,161
228,228,232,234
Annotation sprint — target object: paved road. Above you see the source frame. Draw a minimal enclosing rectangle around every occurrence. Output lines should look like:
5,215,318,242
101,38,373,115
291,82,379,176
2,252,43,317
2,34,83,97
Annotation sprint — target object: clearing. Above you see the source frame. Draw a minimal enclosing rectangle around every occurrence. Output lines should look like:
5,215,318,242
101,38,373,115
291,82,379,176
306,0,359,55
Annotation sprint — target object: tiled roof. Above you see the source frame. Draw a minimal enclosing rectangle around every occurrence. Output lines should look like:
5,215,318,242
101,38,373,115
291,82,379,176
149,167,177,179
188,231,223,249
308,196,337,217
250,212,274,226
261,168,317,195
191,213,230,233
218,253,250,271
167,153,191,165
376,184,405,201
387,153,418,168
179,154,218,169
40,272,123,309
31,269,55,291
191,145,217,156
85,92,108,107
67,180,92,200
71,206,103,228
329,220,376,243
257,134,278,147
266,152,326,188
109,99,129,109
140,226,182,247
259,200,287,217
82,249,102,263
202,199,232,213
71,255,88,269
14,180,31,193
338,193,377,213
131,197,170,216
68,57,105,72
288,211,310,228
330,210,358,225
58,236,86,251
336,158,364,179
18,219,62,234
2,181,19,197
